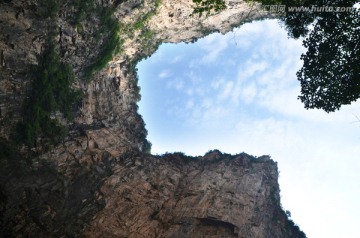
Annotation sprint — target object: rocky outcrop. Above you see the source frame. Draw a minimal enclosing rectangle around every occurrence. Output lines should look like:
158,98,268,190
148,0,270,42
0,0,305,237
84,151,305,238
1,149,305,237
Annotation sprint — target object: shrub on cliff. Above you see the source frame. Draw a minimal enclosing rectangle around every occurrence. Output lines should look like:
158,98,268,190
16,43,81,147
192,0,226,16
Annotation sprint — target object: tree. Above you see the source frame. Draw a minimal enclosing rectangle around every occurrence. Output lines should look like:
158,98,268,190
296,7,360,112
229,0,360,112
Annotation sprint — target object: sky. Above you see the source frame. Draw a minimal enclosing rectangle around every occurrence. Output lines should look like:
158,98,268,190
136,19,360,238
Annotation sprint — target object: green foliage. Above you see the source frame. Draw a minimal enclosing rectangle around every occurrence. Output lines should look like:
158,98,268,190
73,0,96,26
244,0,282,5
130,62,142,102
142,140,152,154
85,23,122,80
154,0,162,9
296,4,360,112
16,43,81,147
78,3,123,81
163,152,197,163
76,22,84,33
192,0,227,16
134,13,153,30
198,27,220,36
282,208,307,238
278,0,360,112
124,0,161,50
245,0,359,112
142,28,154,40
276,0,317,38
132,0,159,30
115,0,162,64
43,0,60,19
69,0,123,80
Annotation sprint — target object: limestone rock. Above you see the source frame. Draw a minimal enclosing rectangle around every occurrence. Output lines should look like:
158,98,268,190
83,152,305,238
0,0,305,237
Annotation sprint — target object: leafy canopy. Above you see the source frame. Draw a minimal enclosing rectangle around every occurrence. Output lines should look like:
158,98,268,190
291,2,360,112
244,0,360,112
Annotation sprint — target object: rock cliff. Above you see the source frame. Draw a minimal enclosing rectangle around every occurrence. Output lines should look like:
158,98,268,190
0,0,306,237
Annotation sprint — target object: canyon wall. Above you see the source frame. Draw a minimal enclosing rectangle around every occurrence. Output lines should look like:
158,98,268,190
0,0,305,237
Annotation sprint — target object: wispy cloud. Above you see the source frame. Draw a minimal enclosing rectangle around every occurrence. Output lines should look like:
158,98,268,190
137,19,360,238
199,33,229,63
158,69,171,79
171,55,184,64
166,77,184,91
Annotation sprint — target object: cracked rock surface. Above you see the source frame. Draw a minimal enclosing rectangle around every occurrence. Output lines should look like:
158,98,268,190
0,0,305,237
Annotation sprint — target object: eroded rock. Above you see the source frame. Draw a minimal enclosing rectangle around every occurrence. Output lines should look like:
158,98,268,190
0,0,304,237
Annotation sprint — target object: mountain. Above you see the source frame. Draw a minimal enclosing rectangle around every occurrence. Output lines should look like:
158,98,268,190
0,0,305,237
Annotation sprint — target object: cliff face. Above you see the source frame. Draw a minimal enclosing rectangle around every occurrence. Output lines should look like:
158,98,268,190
83,151,304,238
1,150,305,237
0,0,305,237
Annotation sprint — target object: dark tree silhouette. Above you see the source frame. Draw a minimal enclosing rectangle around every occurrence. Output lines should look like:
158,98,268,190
296,8,359,112
280,0,360,112
194,0,360,112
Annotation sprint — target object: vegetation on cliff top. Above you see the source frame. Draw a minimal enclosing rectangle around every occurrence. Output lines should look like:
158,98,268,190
192,0,226,16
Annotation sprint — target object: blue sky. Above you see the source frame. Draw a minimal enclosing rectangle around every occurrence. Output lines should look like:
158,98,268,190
137,19,360,238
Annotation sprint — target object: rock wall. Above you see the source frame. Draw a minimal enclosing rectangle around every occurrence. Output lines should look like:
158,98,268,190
148,0,270,42
83,151,305,238
1,149,305,237
0,0,305,237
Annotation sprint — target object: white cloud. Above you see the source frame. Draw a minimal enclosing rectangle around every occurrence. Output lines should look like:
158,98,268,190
166,77,184,91
203,106,230,122
238,60,269,79
186,70,203,85
200,33,229,63
241,83,257,104
201,98,213,109
210,77,226,90
138,19,360,238
219,81,235,100
230,60,269,104
158,69,171,79
171,55,184,64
